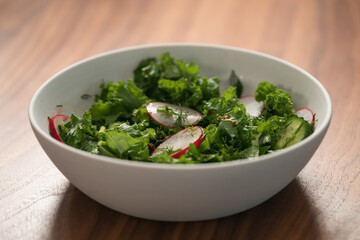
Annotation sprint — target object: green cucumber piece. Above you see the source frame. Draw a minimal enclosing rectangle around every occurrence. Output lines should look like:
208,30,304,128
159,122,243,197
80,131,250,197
274,116,310,150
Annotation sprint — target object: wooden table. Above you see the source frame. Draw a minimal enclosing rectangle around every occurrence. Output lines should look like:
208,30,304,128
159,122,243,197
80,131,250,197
1,0,359,239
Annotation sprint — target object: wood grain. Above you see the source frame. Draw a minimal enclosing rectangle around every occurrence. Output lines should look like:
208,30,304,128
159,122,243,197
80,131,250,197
1,0,360,239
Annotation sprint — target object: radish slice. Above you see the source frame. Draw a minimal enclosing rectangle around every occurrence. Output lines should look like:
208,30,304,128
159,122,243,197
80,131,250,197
295,107,314,123
146,102,202,128
152,126,204,158
239,95,264,117
49,115,71,142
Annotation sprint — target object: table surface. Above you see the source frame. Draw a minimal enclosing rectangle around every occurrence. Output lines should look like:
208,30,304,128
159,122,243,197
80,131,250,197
1,0,360,239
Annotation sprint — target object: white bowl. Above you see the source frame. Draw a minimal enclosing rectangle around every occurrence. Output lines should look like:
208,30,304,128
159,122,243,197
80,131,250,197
29,43,332,221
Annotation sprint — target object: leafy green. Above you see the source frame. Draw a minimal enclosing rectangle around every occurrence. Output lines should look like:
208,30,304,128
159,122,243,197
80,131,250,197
98,131,150,160
108,122,156,140
90,80,148,126
264,89,293,116
229,70,243,98
254,81,277,101
133,52,200,98
157,79,190,104
202,86,245,124
133,58,159,97
133,52,219,109
255,81,294,117
56,52,314,164
255,115,287,148
58,111,99,154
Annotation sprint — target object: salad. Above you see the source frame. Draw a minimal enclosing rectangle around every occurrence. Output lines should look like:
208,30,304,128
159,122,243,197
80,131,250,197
49,52,315,164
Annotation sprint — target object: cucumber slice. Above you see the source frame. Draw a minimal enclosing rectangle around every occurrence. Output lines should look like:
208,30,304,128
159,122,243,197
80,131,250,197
274,116,310,150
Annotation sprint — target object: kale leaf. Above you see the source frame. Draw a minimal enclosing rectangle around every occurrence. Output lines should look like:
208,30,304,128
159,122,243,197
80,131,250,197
56,52,311,164
133,52,219,109
229,70,243,98
90,80,148,126
58,111,99,154
98,130,150,161
255,81,294,117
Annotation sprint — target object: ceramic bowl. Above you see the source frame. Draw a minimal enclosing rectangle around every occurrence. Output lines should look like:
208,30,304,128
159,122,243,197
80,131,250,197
29,43,332,221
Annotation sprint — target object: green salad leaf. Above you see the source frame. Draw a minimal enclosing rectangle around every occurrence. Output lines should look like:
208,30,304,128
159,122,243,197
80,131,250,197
58,111,99,154
56,52,313,164
255,81,294,117
90,79,148,126
133,52,219,109
98,131,150,161
229,70,243,98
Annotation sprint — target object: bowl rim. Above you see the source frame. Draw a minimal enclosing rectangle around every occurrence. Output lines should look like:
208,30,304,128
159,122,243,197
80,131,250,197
28,42,332,170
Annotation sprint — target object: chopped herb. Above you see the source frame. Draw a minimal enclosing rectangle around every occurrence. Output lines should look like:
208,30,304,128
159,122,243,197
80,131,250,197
157,105,175,116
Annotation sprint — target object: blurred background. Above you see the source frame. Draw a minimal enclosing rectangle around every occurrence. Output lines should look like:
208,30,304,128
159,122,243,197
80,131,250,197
2,0,355,107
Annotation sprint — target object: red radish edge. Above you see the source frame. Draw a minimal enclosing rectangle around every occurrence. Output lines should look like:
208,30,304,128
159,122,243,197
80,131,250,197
295,107,314,123
49,115,71,142
146,102,202,128
152,126,204,159
171,134,203,159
